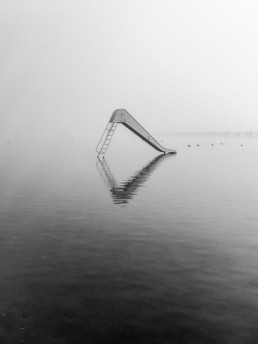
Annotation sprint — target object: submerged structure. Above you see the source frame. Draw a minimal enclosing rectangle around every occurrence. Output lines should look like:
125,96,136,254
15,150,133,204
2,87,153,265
96,109,176,158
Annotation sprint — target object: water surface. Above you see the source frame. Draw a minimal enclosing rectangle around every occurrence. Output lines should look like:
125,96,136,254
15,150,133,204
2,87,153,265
0,134,258,343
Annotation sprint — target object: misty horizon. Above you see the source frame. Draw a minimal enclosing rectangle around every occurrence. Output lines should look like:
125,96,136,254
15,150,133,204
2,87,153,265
1,0,258,141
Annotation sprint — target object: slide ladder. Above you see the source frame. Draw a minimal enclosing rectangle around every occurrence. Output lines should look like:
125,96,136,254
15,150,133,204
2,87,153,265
96,122,118,157
96,109,176,157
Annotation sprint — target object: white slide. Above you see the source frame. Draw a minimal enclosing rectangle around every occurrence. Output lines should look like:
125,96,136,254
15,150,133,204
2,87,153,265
96,109,176,157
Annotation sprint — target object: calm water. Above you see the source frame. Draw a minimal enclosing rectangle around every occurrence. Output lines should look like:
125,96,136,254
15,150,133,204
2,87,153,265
0,133,258,343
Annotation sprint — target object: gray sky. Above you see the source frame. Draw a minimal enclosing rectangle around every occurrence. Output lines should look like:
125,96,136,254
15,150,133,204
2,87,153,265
1,0,258,140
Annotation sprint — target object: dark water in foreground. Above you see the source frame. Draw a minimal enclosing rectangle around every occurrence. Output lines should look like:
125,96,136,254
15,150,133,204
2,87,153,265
0,134,258,343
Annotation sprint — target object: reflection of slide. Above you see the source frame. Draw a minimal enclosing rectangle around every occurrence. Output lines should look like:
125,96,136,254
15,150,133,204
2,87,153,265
96,154,174,204
96,109,176,157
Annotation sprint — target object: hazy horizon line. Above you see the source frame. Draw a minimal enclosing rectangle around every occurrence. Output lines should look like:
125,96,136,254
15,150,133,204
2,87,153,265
156,131,258,136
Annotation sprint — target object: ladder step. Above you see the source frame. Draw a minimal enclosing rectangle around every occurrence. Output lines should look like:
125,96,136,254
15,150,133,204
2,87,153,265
96,121,118,157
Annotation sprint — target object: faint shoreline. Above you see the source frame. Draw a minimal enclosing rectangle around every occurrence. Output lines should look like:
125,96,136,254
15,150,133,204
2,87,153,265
156,131,258,137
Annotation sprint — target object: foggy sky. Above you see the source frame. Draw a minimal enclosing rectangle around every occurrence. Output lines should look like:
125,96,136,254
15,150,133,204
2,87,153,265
1,0,258,140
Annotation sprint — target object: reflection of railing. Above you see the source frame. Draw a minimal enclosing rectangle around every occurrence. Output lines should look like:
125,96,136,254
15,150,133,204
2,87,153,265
96,154,175,204
96,109,176,158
